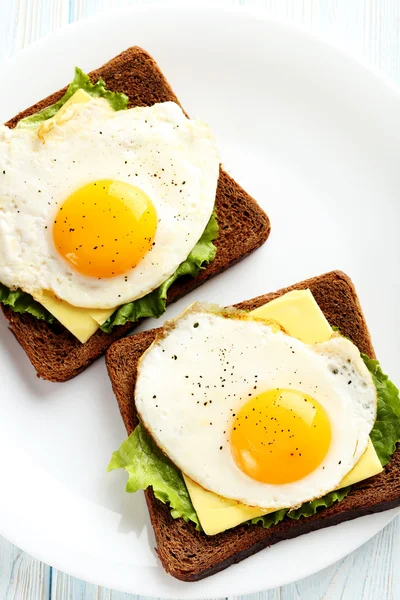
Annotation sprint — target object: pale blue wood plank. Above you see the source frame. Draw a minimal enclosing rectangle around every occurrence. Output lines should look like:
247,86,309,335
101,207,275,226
282,516,399,599
0,536,49,600
230,516,400,600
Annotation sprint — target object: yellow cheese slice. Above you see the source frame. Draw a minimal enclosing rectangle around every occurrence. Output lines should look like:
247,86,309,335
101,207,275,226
251,289,333,343
35,291,115,343
184,289,383,535
89,308,117,327
339,438,382,487
55,88,92,114
37,89,92,141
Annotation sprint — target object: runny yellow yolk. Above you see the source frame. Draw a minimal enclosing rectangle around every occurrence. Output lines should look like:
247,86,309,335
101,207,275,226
230,389,331,485
53,180,157,278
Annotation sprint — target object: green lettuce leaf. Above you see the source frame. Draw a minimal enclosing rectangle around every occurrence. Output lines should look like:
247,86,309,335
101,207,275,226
250,486,350,528
100,212,218,332
109,355,400,532
18,67,128,128
0,283,55,324
250,508,288,528
108,423,200,529
362,354,400,466
287,487,351,519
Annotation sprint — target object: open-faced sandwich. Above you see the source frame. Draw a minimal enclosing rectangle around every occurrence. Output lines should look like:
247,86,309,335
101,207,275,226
107,271,400,581
0,47,270,381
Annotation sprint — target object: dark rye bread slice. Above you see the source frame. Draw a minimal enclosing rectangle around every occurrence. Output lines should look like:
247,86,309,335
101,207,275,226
1,46,270,382
106,270,400,582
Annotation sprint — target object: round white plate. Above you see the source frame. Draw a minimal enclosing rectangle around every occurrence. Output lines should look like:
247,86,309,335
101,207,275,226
0,6,399,597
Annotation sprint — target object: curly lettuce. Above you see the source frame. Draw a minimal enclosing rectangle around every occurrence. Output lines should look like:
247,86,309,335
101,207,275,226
18,67,128,128
363,354,400,466
100,212,218,332
108,423,200,529
0,283,55,324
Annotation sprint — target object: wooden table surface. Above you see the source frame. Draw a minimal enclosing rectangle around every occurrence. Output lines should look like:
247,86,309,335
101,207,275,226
1,0,399,598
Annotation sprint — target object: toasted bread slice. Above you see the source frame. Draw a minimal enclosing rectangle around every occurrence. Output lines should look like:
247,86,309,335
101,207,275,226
1,47,270,382
106,270,400,581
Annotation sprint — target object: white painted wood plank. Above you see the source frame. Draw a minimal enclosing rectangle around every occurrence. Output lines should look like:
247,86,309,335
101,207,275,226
7,0,69,51
0,1,18,59
1,0,400,599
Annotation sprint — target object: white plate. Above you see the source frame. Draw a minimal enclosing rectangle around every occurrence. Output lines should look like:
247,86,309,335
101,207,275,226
0,5,399,597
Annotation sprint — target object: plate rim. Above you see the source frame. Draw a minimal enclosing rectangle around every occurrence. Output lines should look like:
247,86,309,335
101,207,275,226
1,4,400,596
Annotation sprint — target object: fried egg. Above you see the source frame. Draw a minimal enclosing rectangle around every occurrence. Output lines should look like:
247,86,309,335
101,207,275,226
0,98,219,308
135,306,377,510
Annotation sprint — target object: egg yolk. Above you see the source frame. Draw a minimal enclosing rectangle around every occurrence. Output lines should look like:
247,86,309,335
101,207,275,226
230,389,331,485
53,180,157,278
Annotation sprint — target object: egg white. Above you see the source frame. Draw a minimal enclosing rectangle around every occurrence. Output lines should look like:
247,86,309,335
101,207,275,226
135,306,377,510
0,99,219,308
